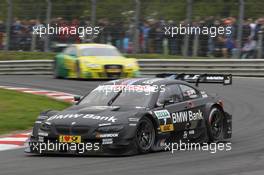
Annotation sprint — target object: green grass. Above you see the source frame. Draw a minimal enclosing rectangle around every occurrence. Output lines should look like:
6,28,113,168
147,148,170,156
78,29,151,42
0,88,71,135
0,51,208,61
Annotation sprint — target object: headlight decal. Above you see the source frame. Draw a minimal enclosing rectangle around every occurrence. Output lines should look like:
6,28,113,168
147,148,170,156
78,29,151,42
96,125,124,132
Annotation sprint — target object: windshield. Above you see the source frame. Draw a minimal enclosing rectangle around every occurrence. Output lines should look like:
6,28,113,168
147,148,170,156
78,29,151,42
78,85,156,107
80,47,121,57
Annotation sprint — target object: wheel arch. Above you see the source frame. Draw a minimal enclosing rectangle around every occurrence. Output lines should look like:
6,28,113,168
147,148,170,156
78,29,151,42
142,113,159,133
204,102,224,121
134,112,157,153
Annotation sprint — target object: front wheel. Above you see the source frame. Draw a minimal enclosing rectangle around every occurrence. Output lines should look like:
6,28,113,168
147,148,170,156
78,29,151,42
207,108,224,142
135,117,155,153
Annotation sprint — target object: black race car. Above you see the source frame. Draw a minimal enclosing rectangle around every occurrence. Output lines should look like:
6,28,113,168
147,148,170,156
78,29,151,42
25,74,232,155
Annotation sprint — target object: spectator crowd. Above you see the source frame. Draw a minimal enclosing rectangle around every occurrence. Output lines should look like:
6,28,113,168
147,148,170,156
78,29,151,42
0,16,264,58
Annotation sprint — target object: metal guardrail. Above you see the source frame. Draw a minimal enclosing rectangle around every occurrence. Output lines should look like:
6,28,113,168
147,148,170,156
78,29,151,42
0,59,264,77
0,60,53,75
139,59,264,77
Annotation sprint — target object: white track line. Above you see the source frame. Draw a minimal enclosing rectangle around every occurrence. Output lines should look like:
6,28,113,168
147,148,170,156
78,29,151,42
0,144,22,151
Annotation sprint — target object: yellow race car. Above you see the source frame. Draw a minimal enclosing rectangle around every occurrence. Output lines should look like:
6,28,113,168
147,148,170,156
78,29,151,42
54,44,140,79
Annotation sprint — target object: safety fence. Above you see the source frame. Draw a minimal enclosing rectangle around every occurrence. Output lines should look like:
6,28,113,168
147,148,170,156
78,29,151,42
0,0,263,59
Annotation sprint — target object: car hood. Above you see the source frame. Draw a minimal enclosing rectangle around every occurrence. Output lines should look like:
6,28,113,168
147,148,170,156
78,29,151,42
45,105,145,126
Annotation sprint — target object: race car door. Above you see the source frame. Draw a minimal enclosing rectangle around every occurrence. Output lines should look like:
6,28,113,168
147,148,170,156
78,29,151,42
154,84,189,133
178,83,206,130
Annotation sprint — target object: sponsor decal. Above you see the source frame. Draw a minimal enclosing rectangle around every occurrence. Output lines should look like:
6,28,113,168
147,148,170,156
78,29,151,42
102,138,113,145
129,123,137,126
128,118,139,122
155,110,174,132
47,114,117,123
184,89,196,97
98,123,112,127
183,75,226,81
160,124,174,132
154,110,171,120
206,76,224,80
184,75,200,80
128,118,138,126
59,135,81,143
184,75,225,81
172,110,203,123
96,133,119,138
189,130,195,135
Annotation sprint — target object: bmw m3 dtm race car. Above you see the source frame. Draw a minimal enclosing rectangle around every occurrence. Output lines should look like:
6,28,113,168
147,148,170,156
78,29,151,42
25,73,232,155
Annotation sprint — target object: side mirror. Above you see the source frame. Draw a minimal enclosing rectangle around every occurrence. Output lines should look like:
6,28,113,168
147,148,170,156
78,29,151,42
74,96,81,102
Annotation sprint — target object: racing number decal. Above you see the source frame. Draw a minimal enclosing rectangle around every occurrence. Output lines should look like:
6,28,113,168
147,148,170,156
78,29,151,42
154,110,174,132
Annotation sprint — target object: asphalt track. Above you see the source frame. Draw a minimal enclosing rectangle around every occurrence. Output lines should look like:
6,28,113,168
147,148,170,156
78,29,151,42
0,75,264,175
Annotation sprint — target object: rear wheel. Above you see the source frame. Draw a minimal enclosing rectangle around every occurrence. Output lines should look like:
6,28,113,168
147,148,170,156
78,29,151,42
207,108,224,142
135,117,155,153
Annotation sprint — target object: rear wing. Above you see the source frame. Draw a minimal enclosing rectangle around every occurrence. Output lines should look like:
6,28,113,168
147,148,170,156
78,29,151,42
156,73,232,86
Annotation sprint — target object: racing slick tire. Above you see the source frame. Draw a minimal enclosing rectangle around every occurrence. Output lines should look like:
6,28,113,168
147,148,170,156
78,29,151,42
207,107,224,142
134,117,155,154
